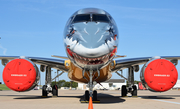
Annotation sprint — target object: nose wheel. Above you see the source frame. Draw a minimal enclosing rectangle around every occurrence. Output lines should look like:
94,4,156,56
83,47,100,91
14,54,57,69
84,90,89,101
93,90,97,101
83,90,99,102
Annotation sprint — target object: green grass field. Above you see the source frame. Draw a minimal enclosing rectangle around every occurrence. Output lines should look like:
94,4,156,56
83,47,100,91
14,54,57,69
0,84,10,91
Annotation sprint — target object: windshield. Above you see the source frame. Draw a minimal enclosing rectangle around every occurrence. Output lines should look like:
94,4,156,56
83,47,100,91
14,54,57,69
72,14,110,23
73,14,90,23
92,14,110,23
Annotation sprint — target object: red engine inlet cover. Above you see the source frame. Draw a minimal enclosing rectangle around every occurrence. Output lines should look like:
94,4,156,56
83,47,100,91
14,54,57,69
144,59,178,92
3,59,37,91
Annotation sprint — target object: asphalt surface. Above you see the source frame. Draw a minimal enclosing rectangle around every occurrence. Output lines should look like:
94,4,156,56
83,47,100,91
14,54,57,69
0,89,180,109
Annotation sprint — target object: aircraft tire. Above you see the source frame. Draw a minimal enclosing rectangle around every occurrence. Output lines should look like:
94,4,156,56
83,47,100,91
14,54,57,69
42,85,48,97
93,90,97,100
131,85,137,97
121,85,127,97
84,90,89,101
52,85,58,96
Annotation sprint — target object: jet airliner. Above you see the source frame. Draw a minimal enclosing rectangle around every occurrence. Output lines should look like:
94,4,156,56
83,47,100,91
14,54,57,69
0,8,179,106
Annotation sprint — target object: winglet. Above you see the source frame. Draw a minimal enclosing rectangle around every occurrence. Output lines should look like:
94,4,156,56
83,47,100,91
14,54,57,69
88,97,93,109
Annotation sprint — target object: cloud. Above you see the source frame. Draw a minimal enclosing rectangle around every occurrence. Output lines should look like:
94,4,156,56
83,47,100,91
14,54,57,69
0,44,7,55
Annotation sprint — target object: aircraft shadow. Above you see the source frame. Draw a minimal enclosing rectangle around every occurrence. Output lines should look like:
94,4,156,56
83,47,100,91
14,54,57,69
10,95,180,100
9,93,126,103
139,95,180,99
14,96,52,99
0,94,52,99
80,93,125,104
0,95,32,97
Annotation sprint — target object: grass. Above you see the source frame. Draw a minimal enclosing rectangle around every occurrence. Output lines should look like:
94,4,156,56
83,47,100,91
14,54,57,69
0,84,10,91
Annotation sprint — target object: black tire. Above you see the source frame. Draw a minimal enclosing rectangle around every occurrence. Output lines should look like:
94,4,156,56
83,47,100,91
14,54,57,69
52,85,58,96
84,90,89,101
93,90,97,101
42,85,48,97
121,85,127,97
131,85,137,96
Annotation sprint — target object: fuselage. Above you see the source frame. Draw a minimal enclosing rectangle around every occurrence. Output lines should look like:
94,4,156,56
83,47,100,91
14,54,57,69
64,8,119,70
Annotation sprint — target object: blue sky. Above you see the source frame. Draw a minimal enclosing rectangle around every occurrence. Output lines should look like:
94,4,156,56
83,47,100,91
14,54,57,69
0,0,180,85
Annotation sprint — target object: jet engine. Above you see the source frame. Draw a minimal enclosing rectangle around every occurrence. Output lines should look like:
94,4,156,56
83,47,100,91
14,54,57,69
140,58,178,92
3,59,40,92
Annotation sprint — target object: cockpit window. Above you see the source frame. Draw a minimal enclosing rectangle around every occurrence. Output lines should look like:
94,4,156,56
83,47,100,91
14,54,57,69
73,14,90,23
92,14,110,23
72,14,110,23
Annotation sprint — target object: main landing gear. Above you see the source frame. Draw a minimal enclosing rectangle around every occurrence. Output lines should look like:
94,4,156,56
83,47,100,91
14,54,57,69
116,66,138,97
41,66,63,97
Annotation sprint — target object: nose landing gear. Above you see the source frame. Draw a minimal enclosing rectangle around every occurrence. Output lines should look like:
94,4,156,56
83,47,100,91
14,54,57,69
80,69,100,103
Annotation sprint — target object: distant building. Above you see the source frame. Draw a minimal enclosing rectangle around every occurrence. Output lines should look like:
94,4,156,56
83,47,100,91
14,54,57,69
78,83,88,90
78,79,126,90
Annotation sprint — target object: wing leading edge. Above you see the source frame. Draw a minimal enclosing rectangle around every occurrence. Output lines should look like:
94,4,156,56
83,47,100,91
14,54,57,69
112,56,180,72
0,56,68,72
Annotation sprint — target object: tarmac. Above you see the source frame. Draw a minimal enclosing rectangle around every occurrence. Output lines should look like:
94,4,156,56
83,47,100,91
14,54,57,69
0,89,180,109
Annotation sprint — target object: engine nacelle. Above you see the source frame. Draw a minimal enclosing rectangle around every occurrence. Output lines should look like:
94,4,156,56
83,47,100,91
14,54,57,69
140,58,178,92
3,59,40,92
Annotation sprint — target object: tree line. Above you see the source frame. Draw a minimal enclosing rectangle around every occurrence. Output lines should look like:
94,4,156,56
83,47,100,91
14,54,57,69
51,80,78,88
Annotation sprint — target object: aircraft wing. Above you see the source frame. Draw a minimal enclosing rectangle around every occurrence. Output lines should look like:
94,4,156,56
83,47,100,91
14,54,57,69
112,56,180,72
0,56,68,72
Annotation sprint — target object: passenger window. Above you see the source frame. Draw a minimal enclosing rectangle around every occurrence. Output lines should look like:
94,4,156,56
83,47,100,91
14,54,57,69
92,14,110,23
73,14,90,23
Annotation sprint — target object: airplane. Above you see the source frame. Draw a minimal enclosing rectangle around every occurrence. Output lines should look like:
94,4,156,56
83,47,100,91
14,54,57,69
0,8,179,105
